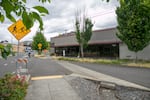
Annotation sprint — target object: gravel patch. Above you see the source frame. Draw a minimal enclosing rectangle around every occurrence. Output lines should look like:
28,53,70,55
64,76,150,100
116,86,150,100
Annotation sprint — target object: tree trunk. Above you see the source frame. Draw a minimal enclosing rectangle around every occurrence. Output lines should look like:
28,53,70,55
80,43,84,58
38,49,42,55
135,52,138,63
78,47,80,58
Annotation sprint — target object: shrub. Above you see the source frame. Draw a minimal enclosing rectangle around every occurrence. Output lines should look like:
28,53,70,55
0,74,28,100
11,51,16,56
50,53,56,56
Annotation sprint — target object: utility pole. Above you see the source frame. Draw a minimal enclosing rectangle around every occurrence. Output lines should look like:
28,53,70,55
64,29,67,34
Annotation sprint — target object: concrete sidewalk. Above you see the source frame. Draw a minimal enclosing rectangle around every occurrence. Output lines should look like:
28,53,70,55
25,60,150,100
57,61,150,91
25,76,82,100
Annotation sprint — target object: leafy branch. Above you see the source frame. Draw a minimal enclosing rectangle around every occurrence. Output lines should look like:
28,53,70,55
0,0,50,30
0,44,13,60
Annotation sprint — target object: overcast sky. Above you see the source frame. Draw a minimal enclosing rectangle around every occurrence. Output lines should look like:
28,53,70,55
0,0,119,44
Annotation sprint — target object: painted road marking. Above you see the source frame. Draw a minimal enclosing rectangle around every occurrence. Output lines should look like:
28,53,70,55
4,63,8,66
31,75,63,80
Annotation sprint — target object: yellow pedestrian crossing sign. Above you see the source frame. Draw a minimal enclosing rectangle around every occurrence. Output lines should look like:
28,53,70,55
8,19,31,40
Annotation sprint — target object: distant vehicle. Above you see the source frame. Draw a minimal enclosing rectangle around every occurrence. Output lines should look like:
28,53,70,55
29,50,34,57
24,47,34,57
24,47,32,52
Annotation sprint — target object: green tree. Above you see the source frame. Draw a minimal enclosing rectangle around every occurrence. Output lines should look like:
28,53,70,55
0,43,13,59
47,41,50,51
0,0,50,30
32,31,48,54
116,0,150,60
75,11,93,57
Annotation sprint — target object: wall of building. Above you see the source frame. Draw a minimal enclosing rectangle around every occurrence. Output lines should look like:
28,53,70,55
51,34,78,47
51,27,150,60
51,28,121,47
89,28,120,44
119,43,150,60
12,44,25,52
50,48,55,54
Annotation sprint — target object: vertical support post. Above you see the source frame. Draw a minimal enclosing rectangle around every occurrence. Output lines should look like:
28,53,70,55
16,40,20,75
17,40,20,56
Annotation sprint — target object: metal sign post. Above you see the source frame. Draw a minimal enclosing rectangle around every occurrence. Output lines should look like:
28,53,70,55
17,40,20,56
38,43,42,55
8,19,31,75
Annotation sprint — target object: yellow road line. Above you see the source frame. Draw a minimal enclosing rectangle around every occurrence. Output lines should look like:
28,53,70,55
31,75,63,80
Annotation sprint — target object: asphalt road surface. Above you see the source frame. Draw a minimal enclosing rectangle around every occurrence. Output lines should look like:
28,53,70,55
29,57,72,77
0,56,17,77
1,56,150,89
0,56,72,77
70,61,150,88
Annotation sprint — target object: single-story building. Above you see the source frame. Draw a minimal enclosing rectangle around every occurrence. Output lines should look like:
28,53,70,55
50,27,150,60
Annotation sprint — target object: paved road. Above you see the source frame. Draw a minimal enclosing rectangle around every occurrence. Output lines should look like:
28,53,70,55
0,56,17,77
29,57,72,77
0,56,72,77
1,56,150,88
0,53,29,77
70,61,150,88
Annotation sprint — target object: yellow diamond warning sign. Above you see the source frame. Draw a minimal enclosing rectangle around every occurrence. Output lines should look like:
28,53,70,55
8,19,31,40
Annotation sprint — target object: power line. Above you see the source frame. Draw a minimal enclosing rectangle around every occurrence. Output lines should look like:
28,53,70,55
91,11,115,18
45,10,116,33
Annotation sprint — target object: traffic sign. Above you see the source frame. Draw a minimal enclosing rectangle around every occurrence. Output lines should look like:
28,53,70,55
38,43,42,49
8,19,31,40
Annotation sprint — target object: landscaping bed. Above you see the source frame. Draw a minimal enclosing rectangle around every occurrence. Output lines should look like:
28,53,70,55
0,74,28,100
52,56,150,68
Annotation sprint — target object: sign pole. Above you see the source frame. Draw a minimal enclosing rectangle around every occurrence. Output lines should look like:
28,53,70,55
17,40,20,57
38,43,42,55
7,19,31,76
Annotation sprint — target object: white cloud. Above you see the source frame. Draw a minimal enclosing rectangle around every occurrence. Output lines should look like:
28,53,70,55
0,0,119,43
